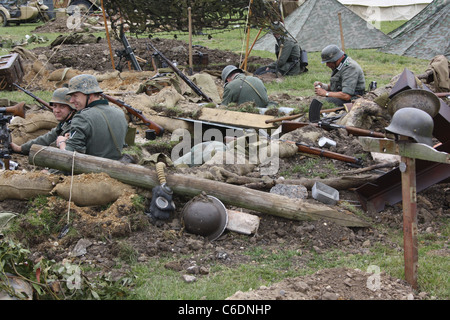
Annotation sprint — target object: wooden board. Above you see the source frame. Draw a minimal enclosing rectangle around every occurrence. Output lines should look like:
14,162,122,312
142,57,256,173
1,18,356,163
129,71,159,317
199,108,276,129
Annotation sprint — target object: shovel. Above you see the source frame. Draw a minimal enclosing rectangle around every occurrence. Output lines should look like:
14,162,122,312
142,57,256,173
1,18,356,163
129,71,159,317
308,99,352,122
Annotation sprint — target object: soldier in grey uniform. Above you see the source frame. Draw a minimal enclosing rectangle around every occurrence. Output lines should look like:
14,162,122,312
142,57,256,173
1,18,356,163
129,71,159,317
314,45,366,107
221,65,269,108
10,87,76,155
255,21,306,76
57,74,128,160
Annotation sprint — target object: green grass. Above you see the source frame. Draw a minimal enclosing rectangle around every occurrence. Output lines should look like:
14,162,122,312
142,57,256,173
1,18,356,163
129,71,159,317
127,225,449,299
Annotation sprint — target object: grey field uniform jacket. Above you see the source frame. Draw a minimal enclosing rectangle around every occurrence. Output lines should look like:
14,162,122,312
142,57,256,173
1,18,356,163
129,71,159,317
65,99,128,160
329,55,366,98
20,118,72,155
221,73,269,108
269,37,301,76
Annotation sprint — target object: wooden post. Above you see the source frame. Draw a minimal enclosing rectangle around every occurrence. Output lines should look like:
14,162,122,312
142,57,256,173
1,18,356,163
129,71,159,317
100,0,115,70
400,155,418,289
28,145,370,228
242,0,254,71
338,12,345,52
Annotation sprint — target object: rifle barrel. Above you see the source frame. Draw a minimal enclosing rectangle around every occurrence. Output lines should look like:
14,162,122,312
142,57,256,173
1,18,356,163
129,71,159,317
12,83,52,111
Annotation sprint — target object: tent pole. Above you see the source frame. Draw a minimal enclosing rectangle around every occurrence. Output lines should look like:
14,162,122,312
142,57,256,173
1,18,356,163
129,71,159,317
338,12,345,51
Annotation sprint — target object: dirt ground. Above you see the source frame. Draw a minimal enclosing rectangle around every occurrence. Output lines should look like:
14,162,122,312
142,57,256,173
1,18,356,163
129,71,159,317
1,18,449,300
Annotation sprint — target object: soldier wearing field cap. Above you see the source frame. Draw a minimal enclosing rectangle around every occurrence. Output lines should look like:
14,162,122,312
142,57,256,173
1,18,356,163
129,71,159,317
56,74,128,160
314,44,366,106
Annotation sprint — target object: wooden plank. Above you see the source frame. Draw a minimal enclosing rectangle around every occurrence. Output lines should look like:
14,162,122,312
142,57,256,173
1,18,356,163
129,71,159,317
199,108,276,129
359,137,450,164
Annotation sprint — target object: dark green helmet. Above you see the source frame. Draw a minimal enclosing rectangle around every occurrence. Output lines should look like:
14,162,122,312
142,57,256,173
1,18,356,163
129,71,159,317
321,45,344,63
67,74,103,95
182,195,228,241
385,107,434,146
221,65,243,83
50,88,76,110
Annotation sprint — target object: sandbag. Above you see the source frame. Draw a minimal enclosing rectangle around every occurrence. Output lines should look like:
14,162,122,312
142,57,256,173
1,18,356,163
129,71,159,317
0,171,59,201
52,172,135,207
9,112,58,133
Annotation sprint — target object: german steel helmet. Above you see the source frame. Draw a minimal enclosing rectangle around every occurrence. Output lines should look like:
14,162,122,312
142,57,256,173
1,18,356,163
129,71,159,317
182,194,228,241
385,107,434,146
387,89,440,117
321,45,344,63
67,74,103,95
50,88,76,110
221,65,243,83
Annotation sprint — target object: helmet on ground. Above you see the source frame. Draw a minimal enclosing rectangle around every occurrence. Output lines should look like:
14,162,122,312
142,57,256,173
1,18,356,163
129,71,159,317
67,74,103,95
385,107,434,146
321,45,344,63
49,88,76,110
221,65,243,83
182,195,228,241
387,89,440,118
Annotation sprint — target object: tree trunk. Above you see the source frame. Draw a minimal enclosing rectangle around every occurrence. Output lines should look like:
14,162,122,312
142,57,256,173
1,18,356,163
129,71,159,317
29,145,370,227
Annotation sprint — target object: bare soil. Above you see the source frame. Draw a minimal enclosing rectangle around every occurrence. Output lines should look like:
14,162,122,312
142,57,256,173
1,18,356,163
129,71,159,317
1,18,449,300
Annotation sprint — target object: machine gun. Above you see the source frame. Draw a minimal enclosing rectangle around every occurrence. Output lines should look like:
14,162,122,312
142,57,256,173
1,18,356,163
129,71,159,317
0,102,25,170
115,26,142,72
147,42,213,103
12,83,53,111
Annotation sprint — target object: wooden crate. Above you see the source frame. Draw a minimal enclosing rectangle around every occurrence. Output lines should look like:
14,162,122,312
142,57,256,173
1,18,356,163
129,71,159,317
0,53,24,91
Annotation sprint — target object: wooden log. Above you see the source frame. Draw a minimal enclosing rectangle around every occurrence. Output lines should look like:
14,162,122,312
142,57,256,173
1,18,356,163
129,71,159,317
28,145,370,227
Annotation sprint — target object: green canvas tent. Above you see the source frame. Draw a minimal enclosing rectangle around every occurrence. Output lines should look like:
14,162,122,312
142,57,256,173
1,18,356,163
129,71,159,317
253,0,391,53
379,0,449,60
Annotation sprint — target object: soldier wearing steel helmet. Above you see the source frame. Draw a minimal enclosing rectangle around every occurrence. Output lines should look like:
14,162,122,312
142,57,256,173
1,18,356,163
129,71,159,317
255,21,306,76
314,44,366,107
220,65,269,108
10,87,77,155
56,74,128,160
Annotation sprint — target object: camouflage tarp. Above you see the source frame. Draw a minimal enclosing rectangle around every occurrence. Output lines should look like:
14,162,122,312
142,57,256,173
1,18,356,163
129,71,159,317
379,0,450,60
253,0,391,53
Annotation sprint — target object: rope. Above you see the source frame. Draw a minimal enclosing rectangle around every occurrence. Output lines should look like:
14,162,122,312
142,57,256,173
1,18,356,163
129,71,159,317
66,150,76,225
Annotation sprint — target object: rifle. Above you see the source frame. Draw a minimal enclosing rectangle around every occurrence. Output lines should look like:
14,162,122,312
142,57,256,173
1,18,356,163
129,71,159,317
101,93,164,136
116,27,142,71
258,129,362,166
147,42,214,103
295,142,362,165
13,83,53,111
281,120,386,138
0,102,25,170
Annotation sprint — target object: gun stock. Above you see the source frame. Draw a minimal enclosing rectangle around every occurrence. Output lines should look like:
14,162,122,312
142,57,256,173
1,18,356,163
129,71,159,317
281,120,385,138
101,93,164,136
12,83,52,111
0,102,26,118
148,42,214,103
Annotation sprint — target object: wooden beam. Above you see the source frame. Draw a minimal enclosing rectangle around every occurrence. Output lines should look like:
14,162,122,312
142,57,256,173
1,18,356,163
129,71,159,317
28,145,370,227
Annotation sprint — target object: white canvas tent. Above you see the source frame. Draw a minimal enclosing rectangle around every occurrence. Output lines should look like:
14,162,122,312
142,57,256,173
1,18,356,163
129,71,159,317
338,0,433,21
253,0,391,53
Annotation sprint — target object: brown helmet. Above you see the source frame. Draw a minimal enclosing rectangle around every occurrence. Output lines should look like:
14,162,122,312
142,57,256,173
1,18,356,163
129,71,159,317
182,194,228,241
